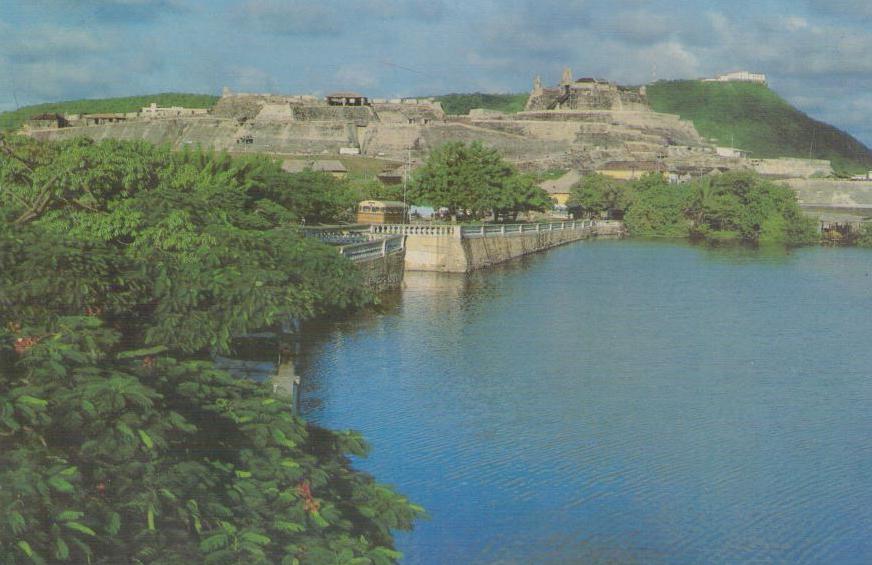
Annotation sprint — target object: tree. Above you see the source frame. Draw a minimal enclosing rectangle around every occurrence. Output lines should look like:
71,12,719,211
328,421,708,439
567,174,634,219
0,135,422,564
409,142,549,221
348,179,405,204
409,141,511,221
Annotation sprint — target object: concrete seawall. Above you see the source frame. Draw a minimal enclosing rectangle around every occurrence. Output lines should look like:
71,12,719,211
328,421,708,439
354,248,406,293
371,221,625,273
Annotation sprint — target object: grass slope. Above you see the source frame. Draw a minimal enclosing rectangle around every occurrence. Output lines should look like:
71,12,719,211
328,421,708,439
0,93,219,132
646,80,872,175
432,92,528,115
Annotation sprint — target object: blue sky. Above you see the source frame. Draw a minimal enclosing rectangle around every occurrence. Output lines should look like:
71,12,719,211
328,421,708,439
3,0,872,145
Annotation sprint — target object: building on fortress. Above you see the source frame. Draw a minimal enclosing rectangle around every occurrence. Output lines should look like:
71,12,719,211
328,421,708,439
141,103,209,118
524,68,649,112
702,71,767,85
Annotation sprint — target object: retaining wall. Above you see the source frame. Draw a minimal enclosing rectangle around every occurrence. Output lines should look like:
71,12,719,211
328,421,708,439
373,221,624,273
354,248,406,293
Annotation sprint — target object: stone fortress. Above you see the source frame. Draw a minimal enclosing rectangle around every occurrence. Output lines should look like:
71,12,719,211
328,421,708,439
23,68,830,183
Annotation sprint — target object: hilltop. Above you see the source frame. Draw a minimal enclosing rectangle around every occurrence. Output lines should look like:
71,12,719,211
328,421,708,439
646,80,872,175
0,93,218,131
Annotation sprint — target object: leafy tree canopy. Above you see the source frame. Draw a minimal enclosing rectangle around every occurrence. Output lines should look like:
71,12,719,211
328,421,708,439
621,171,817,244
0,135,422,564
409,141,550,221
567,174,634,219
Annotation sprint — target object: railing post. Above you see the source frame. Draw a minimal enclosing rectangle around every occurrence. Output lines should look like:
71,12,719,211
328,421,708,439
536,224,540,232
381,238,387,257
480,226,485,236
501,225,505,235
561,222,566,230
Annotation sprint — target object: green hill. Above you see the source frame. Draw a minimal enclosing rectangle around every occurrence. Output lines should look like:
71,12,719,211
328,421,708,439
0,93,219,132
432,92,528,115
646,80,872,175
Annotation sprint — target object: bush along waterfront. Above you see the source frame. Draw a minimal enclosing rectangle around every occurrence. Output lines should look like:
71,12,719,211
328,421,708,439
569,171,819,246
0,135,423,564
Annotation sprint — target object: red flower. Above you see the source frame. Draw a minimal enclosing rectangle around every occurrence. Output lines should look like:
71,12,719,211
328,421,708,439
13,336,40,355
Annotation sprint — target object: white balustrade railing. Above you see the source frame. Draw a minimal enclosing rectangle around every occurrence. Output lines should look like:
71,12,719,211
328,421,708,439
365,220,614,240
459,220,594,238
369,224,458,236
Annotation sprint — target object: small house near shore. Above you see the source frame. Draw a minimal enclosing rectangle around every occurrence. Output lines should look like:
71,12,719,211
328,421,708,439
539,170,582,207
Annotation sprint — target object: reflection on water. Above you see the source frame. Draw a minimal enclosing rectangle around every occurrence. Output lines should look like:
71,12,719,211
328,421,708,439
299,240,872,564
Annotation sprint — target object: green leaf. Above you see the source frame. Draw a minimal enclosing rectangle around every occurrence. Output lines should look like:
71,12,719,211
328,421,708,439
58,466,78,477
54,537,70,560
9,512,26,535
17,396,49,408
199,533,229,553
107,512,121,535
280,460,300,469
55,510,84,522
274,520,305,533
17,540,33,557
240,532,271,546
310,511,329,528
138,429,154,449
48,477,75,494
64,522,96,536
116,345,168,359
147,507,155,531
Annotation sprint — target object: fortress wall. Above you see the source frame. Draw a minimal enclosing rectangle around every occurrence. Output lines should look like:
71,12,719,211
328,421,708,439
29,119,353,155
782,179,872,208
754,159,833,178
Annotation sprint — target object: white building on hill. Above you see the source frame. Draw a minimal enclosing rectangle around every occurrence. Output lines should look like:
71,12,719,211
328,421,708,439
703,71,767,85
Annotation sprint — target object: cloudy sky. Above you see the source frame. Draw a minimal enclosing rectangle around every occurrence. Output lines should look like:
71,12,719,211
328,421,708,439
3,0,872,144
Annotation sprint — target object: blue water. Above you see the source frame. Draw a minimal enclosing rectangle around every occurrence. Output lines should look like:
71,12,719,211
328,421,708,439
299,240,872,564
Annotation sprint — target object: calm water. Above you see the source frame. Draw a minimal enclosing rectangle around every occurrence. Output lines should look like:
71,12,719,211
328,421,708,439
298,240,872,564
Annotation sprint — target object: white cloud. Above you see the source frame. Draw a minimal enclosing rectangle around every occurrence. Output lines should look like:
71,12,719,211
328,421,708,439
334,65,377,90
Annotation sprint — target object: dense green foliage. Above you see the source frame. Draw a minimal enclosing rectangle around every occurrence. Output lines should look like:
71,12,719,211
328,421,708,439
409,141,551,220
431,93,528,116
624,173,817,245
349,179,405,204
0,136,422,564
571,171,817,245
567,174,634,219
646,80,872,175
0,93,219,132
